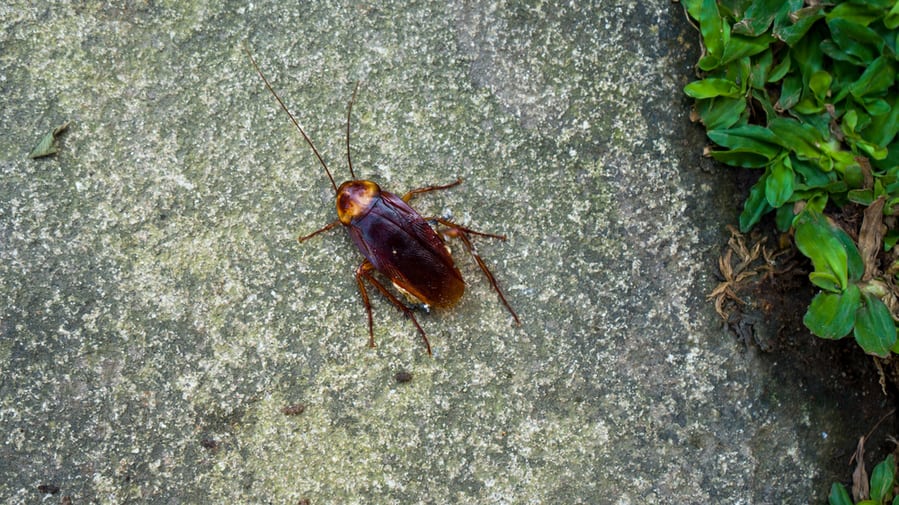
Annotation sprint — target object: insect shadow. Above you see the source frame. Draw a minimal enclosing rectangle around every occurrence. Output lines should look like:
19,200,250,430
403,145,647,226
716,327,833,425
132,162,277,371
245,48,520,354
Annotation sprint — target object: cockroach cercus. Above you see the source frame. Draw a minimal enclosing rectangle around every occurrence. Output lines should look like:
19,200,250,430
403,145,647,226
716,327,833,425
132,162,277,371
245,48,519,354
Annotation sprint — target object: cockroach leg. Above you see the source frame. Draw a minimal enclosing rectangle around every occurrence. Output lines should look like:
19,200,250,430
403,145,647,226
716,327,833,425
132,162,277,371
434,218,520,325
355,260,432,354
354,260,376,347
434,219,507,240
298,219,340,242
400,178,463,203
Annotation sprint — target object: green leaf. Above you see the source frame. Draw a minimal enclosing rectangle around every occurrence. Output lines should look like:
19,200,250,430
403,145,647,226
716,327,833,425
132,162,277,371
695,97,747,130
707,125,782,157
791,24,825,85
809,70,832,103
809,272,843,292
864,93,899,147
727,56,752,96
767,52,791,82
826,2,884,27
682,0,703,21
869,454,895,504
774,5,825,46
834,224,865,283
884,230,899,252
854,293,897,358
843,108,860,134
749,48,773,90
768,118,828,167
804,191,829,215
827,482,853,505
850,56,897,101
820,39,860,65
698,0,729,71
792,156,836,188
827,18,881,65
777,74,803,111
800,111,835,141
684,78,742,99
886,1,899,30
839,107,890,159
828,148,860,175
855,136,889,160
830,59,860,103
732,0,781,36
720,34,776,67
879,144,899,174
750,89,778,124
859,97,891,117
848,188,876,206
794,211,851,291
766,156,795,207
775,204,795,232
794,97,825,115
739,175,772,232
805,285,860,339
708,149,772,168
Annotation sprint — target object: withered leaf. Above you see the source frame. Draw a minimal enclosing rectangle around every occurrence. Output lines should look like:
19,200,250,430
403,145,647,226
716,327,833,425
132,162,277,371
28,121,70,159
858,196,885,281
851,436,870,502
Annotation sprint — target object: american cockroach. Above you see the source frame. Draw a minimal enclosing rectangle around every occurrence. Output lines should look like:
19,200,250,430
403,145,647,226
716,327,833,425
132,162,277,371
245,48,519,354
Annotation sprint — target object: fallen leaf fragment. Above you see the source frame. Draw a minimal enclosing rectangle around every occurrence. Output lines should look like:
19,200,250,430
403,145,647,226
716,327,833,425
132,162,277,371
29,121,70,159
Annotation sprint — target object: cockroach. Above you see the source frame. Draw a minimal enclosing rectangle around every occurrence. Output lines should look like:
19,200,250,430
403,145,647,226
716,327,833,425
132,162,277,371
245,48,519,354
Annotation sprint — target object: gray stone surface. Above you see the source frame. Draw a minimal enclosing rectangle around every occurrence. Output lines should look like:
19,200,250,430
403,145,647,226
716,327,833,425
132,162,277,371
0,1,880,503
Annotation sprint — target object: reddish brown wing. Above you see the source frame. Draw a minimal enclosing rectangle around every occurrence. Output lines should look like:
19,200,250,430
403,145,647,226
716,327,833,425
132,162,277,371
346,190,465,307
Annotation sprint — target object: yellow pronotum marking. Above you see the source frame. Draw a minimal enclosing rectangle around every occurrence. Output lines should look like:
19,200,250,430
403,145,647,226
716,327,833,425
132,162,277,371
336,180,380,224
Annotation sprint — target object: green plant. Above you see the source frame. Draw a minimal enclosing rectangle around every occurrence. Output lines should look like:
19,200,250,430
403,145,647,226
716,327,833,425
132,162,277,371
795,210,899,356
829,454,898,505
683,0,899,357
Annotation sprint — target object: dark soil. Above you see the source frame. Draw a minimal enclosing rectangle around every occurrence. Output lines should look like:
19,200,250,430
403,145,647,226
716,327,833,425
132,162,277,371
746,263,898,492
721,171,899,493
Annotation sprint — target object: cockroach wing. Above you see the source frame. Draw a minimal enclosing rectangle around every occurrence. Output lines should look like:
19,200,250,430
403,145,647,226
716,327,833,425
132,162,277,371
347,191,465,308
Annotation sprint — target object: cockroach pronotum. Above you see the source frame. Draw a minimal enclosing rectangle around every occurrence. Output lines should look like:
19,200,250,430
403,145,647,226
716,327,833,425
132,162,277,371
245,48,520,354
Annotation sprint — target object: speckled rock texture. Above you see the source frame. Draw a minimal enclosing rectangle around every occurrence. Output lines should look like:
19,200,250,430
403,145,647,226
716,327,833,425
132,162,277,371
0,1,885,503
